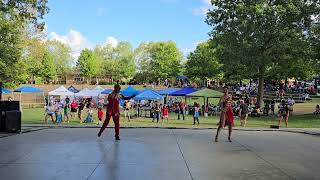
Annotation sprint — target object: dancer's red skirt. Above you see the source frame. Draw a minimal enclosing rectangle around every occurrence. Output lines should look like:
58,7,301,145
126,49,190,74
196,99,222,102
225,108,234,127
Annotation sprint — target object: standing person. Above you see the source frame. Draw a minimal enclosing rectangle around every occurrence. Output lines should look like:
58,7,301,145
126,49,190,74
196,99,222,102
63,102,70,123
65,96,70,105
238,100,249,127
124,100,131,122
78,100,85,123
70,100,78,119
97,82,133,140
153,101,161,123
97,107,104,125
278,100,289,127
194,103,200,125
178,100,186,120
215,88,234,142
44,103,55,124
161,104,169,124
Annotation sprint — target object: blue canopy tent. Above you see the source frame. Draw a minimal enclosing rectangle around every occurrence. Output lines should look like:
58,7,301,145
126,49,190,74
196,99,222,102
101,89,113,94
68,85,79,93
169,87,197,96
134,90,163,101
121,85,140,97
158,88,180,95
14,86,45,109
2,88,12,95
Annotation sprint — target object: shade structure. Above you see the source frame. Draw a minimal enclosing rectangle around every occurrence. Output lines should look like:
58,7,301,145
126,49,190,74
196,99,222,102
134,90,163,101
186,88,223,98
169,87,197,96
91,85,104,95
14,86,43,93
2,88,12,94
121,85,140,97
68,86,79,93
157,88,180,95
176,75,188,80
101,89,113,94
75,88,98,97
48,86,74,96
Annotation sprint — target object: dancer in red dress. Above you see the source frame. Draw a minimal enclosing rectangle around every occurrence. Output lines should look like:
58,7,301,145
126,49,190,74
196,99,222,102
215,88,234,142
97,82,132,140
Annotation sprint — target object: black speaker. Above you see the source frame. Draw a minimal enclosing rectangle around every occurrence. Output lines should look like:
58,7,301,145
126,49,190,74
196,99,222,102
0,101,20,111
0,111,4,131
4,110,21,133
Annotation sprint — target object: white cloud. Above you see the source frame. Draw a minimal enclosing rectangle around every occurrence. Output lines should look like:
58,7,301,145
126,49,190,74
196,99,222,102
49,29,94,59
104,36,119,48
192,0,213,16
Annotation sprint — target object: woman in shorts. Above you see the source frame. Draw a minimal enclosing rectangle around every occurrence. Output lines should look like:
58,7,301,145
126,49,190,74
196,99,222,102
278,100,289,127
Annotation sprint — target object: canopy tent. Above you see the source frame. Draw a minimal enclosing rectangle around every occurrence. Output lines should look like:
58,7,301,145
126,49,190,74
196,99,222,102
134,90,163,101
75,88,99,97
169,87,197,96
121,85,140,97
2,88,12,94
14,86,45,108
157,88,180,95
93,86,104,91
91,85,104,95
14,86,43,93
68,85,79,93
187,88,223,105
187,88,223,98
176,75,188,80
48,86,74,96
101,89,113,94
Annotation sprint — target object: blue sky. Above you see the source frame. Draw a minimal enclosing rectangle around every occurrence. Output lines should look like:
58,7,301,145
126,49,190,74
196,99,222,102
45,0,213,58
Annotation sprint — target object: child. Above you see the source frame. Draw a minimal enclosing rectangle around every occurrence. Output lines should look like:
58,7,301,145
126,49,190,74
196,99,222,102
194,103,200,125
63,103,70,123
84,108,93,123
55,102,63,124
162,104,169,124
97,107,104,125
314,104,320,115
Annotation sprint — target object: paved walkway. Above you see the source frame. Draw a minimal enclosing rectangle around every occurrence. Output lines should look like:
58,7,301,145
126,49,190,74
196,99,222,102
0,128,320,180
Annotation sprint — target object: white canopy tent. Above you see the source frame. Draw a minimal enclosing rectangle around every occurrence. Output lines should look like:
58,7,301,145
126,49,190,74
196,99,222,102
75,88,99,97
48,86,74,96
91,86,104,96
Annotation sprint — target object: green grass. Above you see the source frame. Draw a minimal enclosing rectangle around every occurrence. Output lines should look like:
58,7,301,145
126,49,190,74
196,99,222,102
22,107,320,128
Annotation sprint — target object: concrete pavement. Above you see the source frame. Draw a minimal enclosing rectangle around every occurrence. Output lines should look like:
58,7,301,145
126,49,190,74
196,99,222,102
0,128,319,180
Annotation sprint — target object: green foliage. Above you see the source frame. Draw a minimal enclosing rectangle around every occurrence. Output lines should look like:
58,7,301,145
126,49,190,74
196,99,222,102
206,0,320,105
94,42,136,82
135,41,183,82
46,40,72,75
41,51,57,81
185,42,222,81
78,49,100,80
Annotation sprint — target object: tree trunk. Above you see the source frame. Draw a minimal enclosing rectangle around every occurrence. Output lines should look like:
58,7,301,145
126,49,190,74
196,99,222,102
257,75,265,107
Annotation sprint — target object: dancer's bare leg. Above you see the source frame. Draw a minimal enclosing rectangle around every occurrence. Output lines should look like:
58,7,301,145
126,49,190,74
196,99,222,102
215,111,225,142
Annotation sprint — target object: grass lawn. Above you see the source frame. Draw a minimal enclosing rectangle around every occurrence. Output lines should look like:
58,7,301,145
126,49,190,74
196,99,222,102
22,106,320,128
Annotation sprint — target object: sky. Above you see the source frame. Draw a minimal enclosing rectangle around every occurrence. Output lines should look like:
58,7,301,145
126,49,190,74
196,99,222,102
44,0,213,58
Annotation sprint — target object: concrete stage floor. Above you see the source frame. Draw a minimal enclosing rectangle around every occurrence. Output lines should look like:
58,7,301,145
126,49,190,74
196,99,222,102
0,128,319,180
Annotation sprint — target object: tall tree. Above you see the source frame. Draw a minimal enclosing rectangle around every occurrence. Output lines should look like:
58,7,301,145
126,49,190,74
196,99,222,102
185,42,222,83
135,41,183,82
41,51,57,83
78,49,101,84
206,0,320,106
46,40,72,75
0,0,49,87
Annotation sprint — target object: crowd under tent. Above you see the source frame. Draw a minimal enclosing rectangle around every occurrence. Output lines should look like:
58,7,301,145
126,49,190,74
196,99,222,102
121,85,140,97
67,85,79,93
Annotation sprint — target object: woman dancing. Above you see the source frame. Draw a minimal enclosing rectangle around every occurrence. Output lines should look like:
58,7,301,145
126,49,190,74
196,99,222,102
215,88,234,142
97,82,133,140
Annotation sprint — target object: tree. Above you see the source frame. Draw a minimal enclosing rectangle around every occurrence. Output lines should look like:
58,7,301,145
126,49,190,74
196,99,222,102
0,0,49,87
41,51,57,83
78,49,101,84
46,40,72,75
206,0,320,106
185,42,222,83
94,42,136,82
135,41,183,82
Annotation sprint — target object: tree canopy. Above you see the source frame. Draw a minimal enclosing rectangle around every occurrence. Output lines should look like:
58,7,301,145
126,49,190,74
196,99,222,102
206,0,320,105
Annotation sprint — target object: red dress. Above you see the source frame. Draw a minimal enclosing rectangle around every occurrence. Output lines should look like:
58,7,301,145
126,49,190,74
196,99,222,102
223,99,234,127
